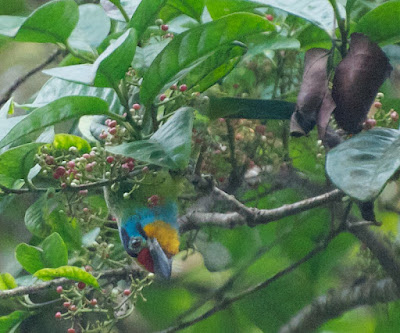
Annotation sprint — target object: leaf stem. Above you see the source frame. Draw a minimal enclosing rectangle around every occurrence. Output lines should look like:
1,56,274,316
329,0,348,57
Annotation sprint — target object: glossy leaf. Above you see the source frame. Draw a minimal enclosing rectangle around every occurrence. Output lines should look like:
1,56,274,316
43,29,137,87
128,0,169,39
206,0,261,19
68,4,111,57
0,311,30,333
140,13,274,105
107,107,193,169
0,0,79,43
297,24,331,50
0,273,17,290
100,0,139,21
354,1,400,45
164,0,205,21
0,96,110,149
326,128,400,202
246,35,300,56
207,96,295,120
53,134,91,153
24,78,124,114
132,39,171,76
41,233,68,268
34,266,99,288
15,244,44,274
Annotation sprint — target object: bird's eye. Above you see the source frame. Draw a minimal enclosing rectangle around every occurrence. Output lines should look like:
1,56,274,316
128,237,143,254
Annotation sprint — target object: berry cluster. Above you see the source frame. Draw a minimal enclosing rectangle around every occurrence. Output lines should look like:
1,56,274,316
100,118,129,145
363,92,399,130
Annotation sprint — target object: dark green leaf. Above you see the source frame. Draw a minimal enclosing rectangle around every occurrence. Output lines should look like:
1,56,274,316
326,128,400,201
1,0,79,43
43,29,137,87
53,134,91,153
206,0,260,19
0,143,43,184
15,243,44,274
0,273,17,290
165,0,205,21
354,1,400,44
107,107,193,169
34,266,99,288
0,96,110,149
128,0,169,39
207,96,295,120
245,34,300,56
41,233,68,268
0,311,30,333
140,12,274,105
49,210,82,250
297,24,332,50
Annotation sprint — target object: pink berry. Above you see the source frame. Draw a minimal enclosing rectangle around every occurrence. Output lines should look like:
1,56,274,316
85,163,93,172
90,299,97,306
99,132,108,139
390,111,399,122
109,120,117,128
79,190,88,196
364,118,377,130
82,153,91,159
67,161,75,169
123,289,131,296
121,163,130,172
77,282,86,290
132,103,140,110
53,166,66,179
179,84,187,92
105,119,112,126
374,101,382,109
170,84,178,90
108,127,117,135
63,302,71,308
56,286,63,294
159,94,166,101
142,166,149,173
69,305,77,311
55,312,62,319
161,24,169,31
68,329,76,333
45,155,55,165
266,14,274,21
85,265,93,272
83,207,89,213
106,156,115,164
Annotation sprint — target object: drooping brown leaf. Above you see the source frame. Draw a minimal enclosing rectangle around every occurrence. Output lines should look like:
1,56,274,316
332,33,392,133
290,48,331,137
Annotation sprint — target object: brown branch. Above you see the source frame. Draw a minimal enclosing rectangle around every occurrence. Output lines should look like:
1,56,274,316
0,266,144,300
0,49,63,107
279,278,399,333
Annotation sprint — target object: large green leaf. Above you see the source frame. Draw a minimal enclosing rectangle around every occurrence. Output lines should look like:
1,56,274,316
106,107,193,169
0,311,31,333
24,78,124,114
128,0,169,39
206,0,338,34
68,4,111,58
34,266,99,288
354,1,400,45
164,0,205,21
0,0,79,43
43,29,137,87
0,273,17,290
15,244,44,274
53,134,91,153
0,143,43,185
326,128,400,201
0,96,110,149
41,233,68,268
245,34,300,56
207,96,295,119
140,12,274,105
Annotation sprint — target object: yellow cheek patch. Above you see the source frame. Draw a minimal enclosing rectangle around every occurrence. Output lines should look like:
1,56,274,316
143,221,180,256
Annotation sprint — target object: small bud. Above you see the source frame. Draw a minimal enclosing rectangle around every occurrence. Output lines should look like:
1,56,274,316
377,92,384,98
56,286,63,294
69,146,78,153
105,119,112,126
161,24,169,31
179,84,187,92
45,155,55,165
109,120,117,128
132,103,141,110
142,166,149,173
390,111,399,122
85,163,94,172
374,101,382,109
82,153,91,159
77,282,86,290
67,328,76,333
363,118,377,130
67,161,75,169
266,14,274,21
85,265,93,272
106,156,115,164
123,289,131,296
159,94,166,102
123,192,130,199
69,305,77,312
55,312,62,319
63,302,71,308
155,18,163,26
99,132,108,139
79,189,88,196
170,84,178,90
108,127,117,135
90,299,98,306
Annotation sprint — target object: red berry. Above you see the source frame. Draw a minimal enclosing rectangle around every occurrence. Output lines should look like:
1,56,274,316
390,111,399,122
148,195,160,207
266,14,274,21
55,312,62,319
123,289,131,296
179,84,187,92
108,127,117,135
53,166,66,179
68,329,76,333
69,305,77,311
106,156,115,164
77,282,86,290
161,24,169,31
63,302,71,308
374,101,382,109
90,299,98,306
170,84,178,90
132,103,141,110
159,94,166,101
45,155,55,165
56,286,63,294
67,161,75,169
109,120,117,128
79,190,88,196
121,163,130,173
82,153,91,159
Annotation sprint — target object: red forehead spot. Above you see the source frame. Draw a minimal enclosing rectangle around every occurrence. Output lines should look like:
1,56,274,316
137,248,154,273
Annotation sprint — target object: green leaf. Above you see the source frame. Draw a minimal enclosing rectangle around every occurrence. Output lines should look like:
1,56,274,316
354,1,400,44
24,78,124,114
140,12,274,105
0,273,17,290
67,4,111,58
0,311,30,333
128,0,169,39
0,96,110,149
41,233,68,268
34,266,99,288
15,244,44,274
246,34,300,56
326,128,400,201
49,210,82,250
0,98,14,119
297,24,332,50
53,134,91,153
107,107,193,169
0,0,79,43
164,0,205,21
184,43,246,93
0,143,43,185
43,29,137,87
206,0,260,19
207,96,295,119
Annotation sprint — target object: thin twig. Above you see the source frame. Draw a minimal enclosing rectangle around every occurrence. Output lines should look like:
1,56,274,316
0,49,63,107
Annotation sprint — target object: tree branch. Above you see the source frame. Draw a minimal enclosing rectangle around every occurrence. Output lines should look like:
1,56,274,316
279,278,399,333
0,49,63,107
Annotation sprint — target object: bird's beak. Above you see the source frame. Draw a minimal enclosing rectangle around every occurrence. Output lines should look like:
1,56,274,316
147,238,172,279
